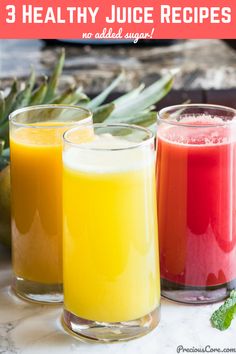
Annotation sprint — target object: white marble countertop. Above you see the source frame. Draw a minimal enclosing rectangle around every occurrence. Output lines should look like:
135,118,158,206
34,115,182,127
0,245,236,354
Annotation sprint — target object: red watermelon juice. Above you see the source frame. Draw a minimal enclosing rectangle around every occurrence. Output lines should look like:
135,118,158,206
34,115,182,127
157,116,236,301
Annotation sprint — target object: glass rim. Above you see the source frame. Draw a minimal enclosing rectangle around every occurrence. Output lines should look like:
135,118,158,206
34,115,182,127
9,104,92,129
158,104,236,128
63,123,155,151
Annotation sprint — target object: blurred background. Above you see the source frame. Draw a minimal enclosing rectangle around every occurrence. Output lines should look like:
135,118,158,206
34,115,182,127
0,39,236,108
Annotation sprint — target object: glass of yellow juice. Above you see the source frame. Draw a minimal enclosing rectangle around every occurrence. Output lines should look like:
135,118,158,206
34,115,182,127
9,105,92,303
62,123,160,342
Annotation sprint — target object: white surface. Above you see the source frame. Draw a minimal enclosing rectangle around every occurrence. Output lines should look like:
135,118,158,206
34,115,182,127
0,245,236,354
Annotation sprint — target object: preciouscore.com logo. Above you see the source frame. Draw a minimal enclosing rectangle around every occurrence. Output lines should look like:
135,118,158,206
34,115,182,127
177,346,236,353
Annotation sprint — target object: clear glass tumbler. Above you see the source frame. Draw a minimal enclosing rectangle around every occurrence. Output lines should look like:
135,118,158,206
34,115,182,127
157,104,236,304
62,123,160,342
9,105,92,303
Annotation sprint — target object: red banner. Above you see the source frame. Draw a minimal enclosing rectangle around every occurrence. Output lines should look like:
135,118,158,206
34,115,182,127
0,0,235,39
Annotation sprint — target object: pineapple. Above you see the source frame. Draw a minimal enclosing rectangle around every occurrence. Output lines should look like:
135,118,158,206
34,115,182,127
0,49,173,247
0,165,10,247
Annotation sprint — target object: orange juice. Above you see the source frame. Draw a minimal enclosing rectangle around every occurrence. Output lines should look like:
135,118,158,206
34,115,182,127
63,135,160,323
10,123,69,284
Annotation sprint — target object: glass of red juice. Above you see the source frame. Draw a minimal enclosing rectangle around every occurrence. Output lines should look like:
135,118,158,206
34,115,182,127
157,104,236,304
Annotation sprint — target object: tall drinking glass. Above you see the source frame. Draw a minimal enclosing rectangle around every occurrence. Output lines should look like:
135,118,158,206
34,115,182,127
62,123,160,342
9,105,92,303
157,104,236,303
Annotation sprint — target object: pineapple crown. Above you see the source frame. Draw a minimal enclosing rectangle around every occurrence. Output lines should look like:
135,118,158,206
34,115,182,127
0,48,173,169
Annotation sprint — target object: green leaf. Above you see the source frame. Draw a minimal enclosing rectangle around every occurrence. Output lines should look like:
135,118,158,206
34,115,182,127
70,87,89,105
2,148,10,159
93,103,115,123
0,139,4,155
0,155,9,170
211,290,236,330
0,120,10,147
130,112,157,127
107,111,156,127
51,86,89,105
86,72,124,110
109,74,173,119
12,69,36,110
0,92,5,123
43,49,65,103
0,147,10,166
74,92,90,105
3,79,18,121
113,84,145,106
51,86,75,104
29,76,48,105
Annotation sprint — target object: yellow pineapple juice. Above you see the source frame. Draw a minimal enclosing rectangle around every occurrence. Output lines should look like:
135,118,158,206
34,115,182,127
63,134,160,323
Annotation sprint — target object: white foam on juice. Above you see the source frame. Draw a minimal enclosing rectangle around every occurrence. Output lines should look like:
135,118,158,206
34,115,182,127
158,115,236,147
63,134,154,173
176,114,225,126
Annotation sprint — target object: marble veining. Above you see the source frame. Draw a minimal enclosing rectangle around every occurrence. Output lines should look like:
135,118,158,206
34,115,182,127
0,245,236,354
1,39,236,92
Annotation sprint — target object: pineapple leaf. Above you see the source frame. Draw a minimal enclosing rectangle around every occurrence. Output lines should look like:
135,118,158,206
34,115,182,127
107,111,157,127
0,141,9,168
0,92,5,123
50,86,75,104
2,148,10,159
4,79,19,121
43,49,65,103
109,74,173,119
0,156,8,169
86,72,124,110
93,103,115,123
51,86,89,105
0,48,174,157
29,76,48,105
0,139,4,155
12,68,36,110
113,84,145,106
73,88,90,105
0,120,9,148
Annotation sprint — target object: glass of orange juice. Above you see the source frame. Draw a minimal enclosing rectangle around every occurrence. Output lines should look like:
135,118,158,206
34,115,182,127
9,105,92,303
62,123,160,342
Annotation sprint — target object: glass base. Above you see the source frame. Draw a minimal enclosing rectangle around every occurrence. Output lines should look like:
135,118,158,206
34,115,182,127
62,307,160,343
161,278,236,304
12,276,63,304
